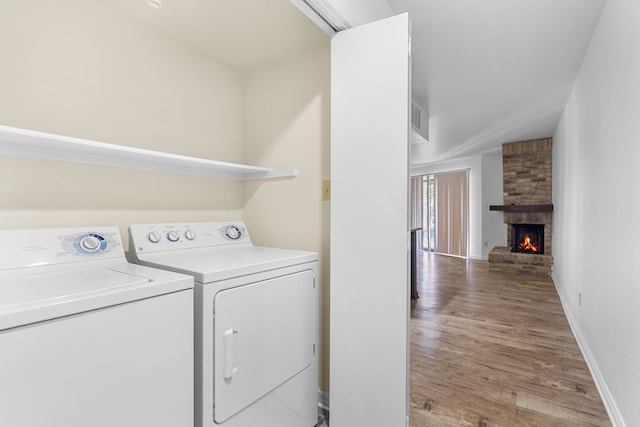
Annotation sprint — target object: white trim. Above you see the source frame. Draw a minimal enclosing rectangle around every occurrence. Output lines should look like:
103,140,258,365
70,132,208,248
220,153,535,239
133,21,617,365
551,273,625,427
289,0,351,36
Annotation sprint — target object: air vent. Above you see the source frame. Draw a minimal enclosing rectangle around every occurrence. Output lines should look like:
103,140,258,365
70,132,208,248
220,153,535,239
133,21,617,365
411,100,429,143
411,103,422,130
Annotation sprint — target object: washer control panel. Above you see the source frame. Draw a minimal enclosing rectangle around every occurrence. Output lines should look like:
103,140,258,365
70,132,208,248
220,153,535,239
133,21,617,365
0,226,124,270
62,231,118,257
129,222,250,255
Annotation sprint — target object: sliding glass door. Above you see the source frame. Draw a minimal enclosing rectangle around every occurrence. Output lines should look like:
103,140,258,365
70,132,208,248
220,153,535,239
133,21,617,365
422,174,435,251
420,170,469,257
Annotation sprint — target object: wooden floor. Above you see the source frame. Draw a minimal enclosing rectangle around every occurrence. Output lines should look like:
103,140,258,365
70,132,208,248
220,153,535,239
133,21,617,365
410,252,611,427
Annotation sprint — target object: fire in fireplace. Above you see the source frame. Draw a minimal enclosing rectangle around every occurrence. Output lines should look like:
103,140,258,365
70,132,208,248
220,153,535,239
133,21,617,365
512,224,544,254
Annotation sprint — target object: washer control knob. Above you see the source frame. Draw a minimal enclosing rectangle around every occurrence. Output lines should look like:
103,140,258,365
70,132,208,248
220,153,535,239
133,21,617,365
184,229,196,241
167,231,180,242
147,231,162,244
80,235,101,252
225,225,242,240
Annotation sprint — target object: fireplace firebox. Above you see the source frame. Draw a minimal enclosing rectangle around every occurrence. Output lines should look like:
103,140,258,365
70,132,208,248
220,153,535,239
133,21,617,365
512,224,544,254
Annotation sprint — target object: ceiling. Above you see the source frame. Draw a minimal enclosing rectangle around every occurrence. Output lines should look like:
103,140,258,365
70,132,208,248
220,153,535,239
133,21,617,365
88,0,606,165
89,0,329,71
387,0,607,164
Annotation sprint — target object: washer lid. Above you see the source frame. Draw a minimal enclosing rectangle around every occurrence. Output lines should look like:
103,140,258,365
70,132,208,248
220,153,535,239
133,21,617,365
136,244,318,283
0,266,184,330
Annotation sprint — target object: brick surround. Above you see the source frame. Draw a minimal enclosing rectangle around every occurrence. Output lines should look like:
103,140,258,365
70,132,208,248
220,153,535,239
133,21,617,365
489,138,553,276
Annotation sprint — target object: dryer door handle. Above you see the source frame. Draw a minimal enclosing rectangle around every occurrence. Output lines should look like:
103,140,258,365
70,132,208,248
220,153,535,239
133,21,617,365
222,329,239,381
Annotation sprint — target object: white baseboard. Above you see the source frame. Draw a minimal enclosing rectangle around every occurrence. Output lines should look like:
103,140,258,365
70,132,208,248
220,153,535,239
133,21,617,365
551,274,626,427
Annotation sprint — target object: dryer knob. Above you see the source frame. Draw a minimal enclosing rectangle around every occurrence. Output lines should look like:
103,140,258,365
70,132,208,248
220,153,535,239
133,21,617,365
185,229,196,241
167,231,180,242
80,235,101,252
225,225,242,240
147,231,161,244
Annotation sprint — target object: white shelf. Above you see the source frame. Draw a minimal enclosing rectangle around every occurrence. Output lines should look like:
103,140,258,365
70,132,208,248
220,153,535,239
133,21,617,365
0,125,297,180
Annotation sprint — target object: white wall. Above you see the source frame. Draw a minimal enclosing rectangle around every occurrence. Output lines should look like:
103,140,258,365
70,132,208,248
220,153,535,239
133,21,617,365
0,0,244,242
242,43,331,391
481,151,507,258
552,1,640,425
412,155,483,259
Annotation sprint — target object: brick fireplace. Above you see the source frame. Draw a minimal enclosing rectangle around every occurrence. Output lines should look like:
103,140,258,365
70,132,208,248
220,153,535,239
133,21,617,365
488,138,554,276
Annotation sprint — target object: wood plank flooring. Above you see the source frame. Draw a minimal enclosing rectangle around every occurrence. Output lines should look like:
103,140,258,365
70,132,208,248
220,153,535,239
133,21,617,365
410,252,611,427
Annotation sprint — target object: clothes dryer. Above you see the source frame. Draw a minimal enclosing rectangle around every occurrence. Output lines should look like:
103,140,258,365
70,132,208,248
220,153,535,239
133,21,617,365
128,221,318,427
0,226,194,427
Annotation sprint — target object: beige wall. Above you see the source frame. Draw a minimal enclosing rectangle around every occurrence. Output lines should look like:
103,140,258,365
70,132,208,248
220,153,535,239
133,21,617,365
1,0,331,391
242,44,331,391
0,0,244,242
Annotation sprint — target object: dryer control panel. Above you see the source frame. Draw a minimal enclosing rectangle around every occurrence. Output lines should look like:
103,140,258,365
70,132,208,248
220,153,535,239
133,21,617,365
128,222,251,255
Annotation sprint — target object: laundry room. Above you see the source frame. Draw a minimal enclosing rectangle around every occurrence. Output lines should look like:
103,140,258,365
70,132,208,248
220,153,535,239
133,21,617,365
0,0,331,410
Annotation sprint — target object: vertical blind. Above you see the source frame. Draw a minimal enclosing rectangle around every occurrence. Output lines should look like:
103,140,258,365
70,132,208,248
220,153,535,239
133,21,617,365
435,170,469,257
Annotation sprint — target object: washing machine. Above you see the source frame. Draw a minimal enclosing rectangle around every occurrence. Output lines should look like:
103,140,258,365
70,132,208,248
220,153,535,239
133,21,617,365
128,221,318,427
0,226,194,427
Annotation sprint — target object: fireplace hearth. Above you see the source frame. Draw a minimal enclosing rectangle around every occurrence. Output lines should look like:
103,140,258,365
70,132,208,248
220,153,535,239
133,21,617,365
512,224,544,254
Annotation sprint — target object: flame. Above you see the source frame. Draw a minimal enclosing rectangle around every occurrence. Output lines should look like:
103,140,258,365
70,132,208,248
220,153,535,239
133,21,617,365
518,234,540,252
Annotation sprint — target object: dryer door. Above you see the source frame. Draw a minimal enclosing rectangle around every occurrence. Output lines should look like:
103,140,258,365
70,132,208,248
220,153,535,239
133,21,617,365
213,270,315,424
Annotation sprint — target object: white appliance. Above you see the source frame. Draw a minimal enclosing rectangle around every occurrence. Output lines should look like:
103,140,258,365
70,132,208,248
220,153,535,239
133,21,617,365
128,221,318,427
0,226,194,427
